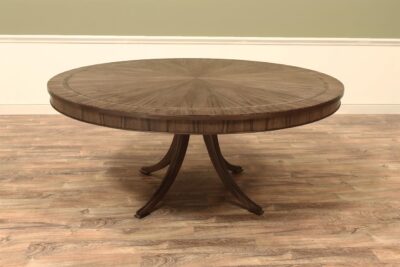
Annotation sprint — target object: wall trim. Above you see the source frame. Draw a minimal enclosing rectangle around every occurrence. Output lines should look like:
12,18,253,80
1,105,400,115
1,35,400,46
0,105,58,115
1,36,399,108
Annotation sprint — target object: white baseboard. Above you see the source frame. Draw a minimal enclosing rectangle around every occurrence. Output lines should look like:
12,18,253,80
1,104,399,115
1,35,400,109
336,105,400,114
1,35,400,46
0,105,57,115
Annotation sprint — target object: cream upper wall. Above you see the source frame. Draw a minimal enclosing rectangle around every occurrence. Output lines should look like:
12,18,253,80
1,0,400,38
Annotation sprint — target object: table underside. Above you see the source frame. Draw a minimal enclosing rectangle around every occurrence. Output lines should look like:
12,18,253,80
136,134,263,218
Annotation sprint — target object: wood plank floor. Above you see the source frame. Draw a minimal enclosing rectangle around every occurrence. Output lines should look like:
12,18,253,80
0,115,400,267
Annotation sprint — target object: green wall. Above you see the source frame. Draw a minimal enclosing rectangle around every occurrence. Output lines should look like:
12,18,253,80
1,0,399,38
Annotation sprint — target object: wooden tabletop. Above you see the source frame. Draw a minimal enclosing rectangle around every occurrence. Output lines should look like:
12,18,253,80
48,58,344,134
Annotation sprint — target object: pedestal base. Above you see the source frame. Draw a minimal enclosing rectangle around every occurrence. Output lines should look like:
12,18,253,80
136,134,263,218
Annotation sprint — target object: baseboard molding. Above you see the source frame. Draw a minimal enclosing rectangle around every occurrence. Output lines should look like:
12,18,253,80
1,35,400,46
1,35,400,107
1,104,399,115
337,105,400,114
0,105,58,115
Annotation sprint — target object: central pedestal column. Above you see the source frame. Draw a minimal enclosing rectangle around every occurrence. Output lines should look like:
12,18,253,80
135,134,263,218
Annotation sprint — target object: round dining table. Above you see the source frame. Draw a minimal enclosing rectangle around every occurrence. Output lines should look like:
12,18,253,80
48,58,344,218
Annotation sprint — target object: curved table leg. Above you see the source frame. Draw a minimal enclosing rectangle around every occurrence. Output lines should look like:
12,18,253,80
140,135,178,175
135,134,190,218
203,135,263,215
212,135,243,174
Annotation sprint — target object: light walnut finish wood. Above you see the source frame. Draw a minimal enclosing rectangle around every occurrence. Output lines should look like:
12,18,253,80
1,115,400,266
48,58,344,134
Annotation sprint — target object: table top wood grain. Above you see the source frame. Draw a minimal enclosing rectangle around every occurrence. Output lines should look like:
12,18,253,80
48,58,344,134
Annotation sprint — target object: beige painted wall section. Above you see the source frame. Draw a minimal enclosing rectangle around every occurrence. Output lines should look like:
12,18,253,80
1,0,400,38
